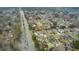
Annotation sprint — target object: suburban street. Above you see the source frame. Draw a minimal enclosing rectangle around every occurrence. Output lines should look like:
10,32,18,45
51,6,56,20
0,7,78,51
19,8,36,51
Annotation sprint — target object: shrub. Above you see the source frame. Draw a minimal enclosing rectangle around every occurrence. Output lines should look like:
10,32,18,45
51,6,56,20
72,40,79,49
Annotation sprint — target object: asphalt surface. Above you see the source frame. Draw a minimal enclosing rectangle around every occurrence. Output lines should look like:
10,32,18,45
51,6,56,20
19,8,36,51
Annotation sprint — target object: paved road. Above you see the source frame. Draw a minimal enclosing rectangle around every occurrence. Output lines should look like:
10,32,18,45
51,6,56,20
19,8,36,51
